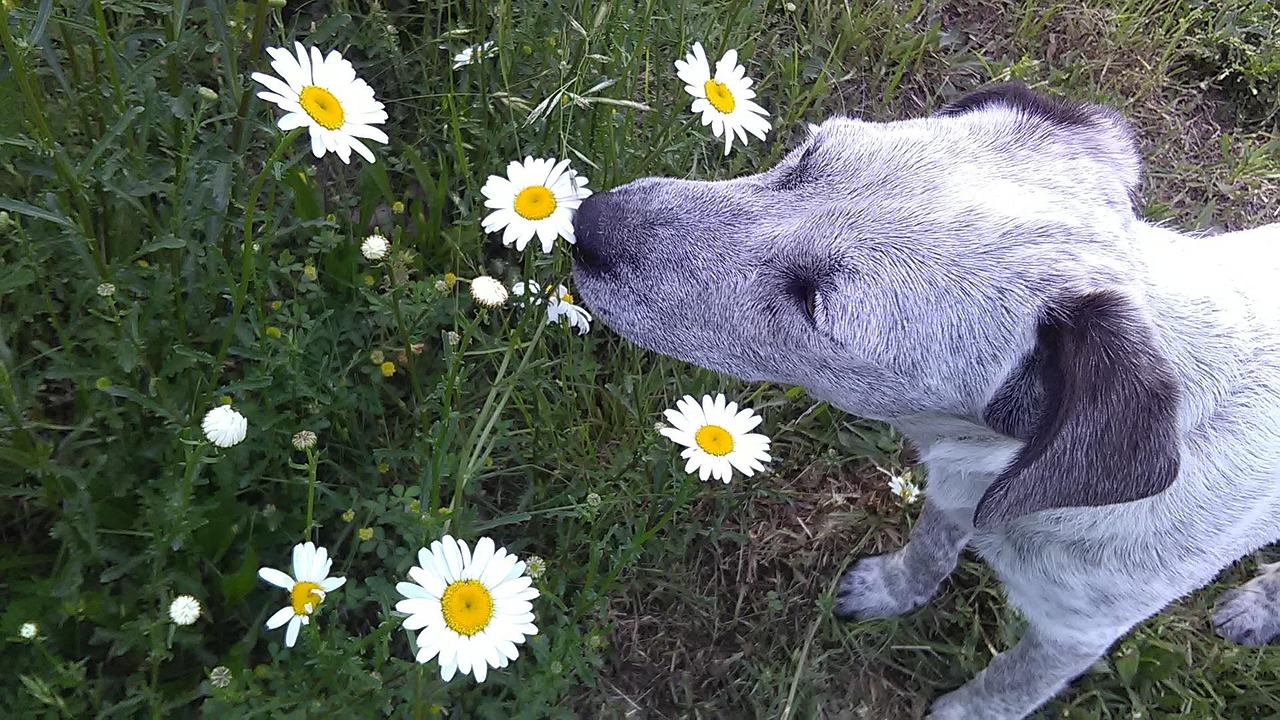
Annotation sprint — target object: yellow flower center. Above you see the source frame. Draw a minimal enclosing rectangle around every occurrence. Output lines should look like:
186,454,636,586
560,291,574,304
514,186,557,221
704,80,736,113
695,424,735,456
298,85,345,130
290,582,324,616
440,580,494,636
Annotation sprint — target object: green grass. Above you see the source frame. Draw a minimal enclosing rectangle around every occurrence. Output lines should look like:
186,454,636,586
1,0,1278,718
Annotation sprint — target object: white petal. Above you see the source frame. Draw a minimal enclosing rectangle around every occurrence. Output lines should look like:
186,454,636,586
265,605,294,630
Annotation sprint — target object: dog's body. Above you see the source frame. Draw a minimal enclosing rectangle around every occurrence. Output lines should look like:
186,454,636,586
570,83,1280,718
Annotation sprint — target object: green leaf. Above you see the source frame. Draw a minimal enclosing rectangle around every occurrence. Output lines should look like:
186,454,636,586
282,168,324,221
221,547,259,606
0,197,75,230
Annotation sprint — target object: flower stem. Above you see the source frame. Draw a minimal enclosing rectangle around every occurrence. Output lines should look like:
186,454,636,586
193,128,300,421
230,0,272,152
303,446,319,540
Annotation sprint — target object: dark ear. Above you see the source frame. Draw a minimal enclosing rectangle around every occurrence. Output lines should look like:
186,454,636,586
936,82,1097,128
975,292,1181,528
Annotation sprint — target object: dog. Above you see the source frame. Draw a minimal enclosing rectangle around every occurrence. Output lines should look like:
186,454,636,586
569,82,1280,719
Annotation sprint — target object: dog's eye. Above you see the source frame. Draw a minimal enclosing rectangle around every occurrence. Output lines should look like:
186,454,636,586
801,285,819,322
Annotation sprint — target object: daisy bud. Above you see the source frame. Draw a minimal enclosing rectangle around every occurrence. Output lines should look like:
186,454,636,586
19,622,38,639
470,275,508,308
210,666,233,689
292,430,317,451
197,86,219,102
97,282,116,297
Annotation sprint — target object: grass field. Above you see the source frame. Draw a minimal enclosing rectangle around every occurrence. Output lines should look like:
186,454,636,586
2,0,1279,718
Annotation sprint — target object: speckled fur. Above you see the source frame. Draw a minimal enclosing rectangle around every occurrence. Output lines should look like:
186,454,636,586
571,84,1280,719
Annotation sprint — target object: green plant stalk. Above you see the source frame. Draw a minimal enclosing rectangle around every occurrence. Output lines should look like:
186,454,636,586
148,438,208,719
195,128,301,420
423,305,484,512
302,447,319,538
443,320,546,530
90,0,128,110
0,13,107,279
230,0,272,153
388,279,427,407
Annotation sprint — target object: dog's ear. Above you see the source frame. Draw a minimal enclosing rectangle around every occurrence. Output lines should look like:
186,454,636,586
935,82,1142,205
936,81,1097,128
975,291,1181,528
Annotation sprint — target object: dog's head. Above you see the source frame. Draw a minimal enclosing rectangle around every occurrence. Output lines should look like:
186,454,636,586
572,83,1181,526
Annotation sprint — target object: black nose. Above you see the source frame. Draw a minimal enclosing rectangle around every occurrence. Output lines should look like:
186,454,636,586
571,191,612,272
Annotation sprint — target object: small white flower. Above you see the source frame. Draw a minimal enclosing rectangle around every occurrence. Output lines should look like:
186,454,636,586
525,555,546,580
547,287,592,335
361,233,389,260
209,666,232,689
512,281,592,334
470,276,509,308
395,535,539,683
888,472,923,504
674,42,771,155
19,622,38,639
202,405,248,448
480,157,592,253
97,282,116,297
168,595,202,625
251,42,389,164
258,542,347,648
659,394,772,483
452,40,496,69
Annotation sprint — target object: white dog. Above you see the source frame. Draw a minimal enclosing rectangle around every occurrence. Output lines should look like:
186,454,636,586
569,82,1280,719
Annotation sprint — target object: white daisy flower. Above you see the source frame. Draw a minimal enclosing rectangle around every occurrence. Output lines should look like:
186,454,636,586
202,405,247,448
480,157,592,253
511,281,592,334
251,42,389,164
889,473,923,504
395,535,540,683
470,276,509,308
547,286,592,335
258,542,347,648
674,42,771,155
452,40,496,70
168,595,202,625
659,394,772,483
19,622,38,639
361,233,389,260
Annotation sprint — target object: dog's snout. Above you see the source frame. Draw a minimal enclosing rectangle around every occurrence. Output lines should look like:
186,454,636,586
571,190,614,272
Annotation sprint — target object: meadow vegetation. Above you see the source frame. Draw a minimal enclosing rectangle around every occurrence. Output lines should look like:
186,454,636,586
2,0,1278,717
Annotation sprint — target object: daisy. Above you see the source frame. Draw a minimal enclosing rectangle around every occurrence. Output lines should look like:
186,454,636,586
168,595,202,625
511,281,592,334
674,42,771,155
659,394,772,483
470,276,509,308
395,535,539,683
258,542,347,648
361,233,389,260
480,157,592,253
547,286,592,335
452,40,496,70
202,404,247,448
889,472,923,504
251,42,389,164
